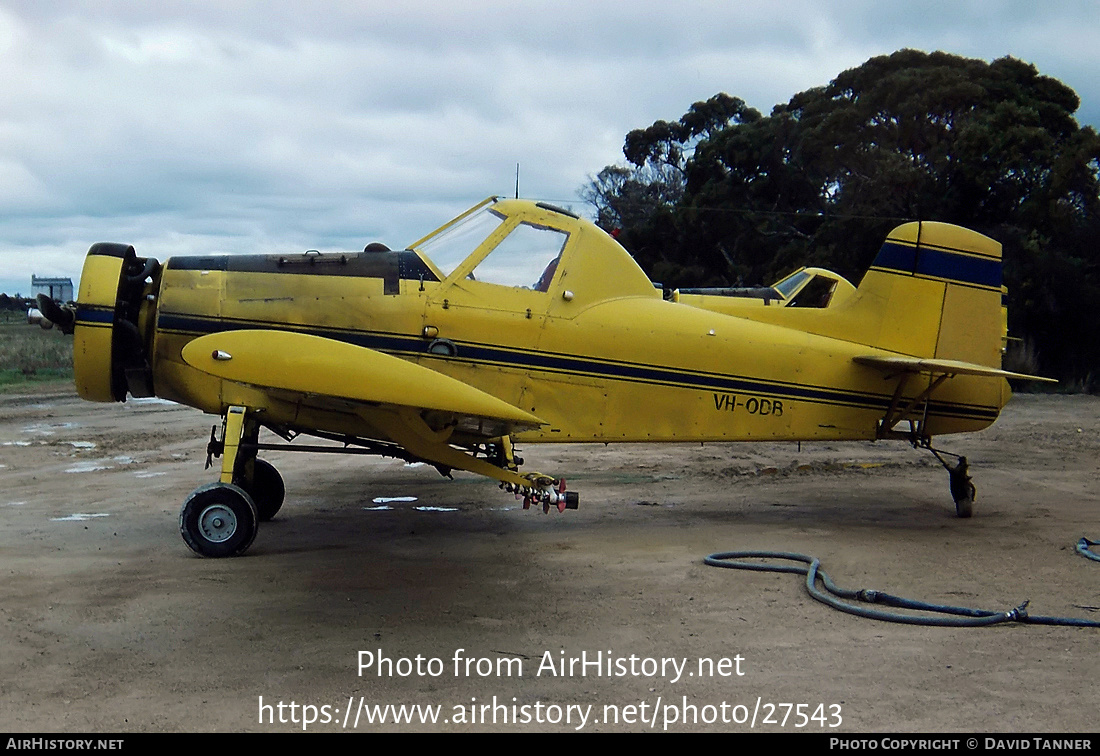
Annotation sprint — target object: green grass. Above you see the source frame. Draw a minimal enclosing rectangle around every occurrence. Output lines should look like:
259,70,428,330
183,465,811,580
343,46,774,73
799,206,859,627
0,322,74,388
0,310,26,324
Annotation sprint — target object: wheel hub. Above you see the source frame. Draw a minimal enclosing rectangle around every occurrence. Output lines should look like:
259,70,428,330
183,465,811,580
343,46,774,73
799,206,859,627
198,504,238,543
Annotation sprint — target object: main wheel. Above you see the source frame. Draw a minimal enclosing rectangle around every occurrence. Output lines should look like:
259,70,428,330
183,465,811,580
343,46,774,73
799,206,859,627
234,458,285,521
179,483,259,557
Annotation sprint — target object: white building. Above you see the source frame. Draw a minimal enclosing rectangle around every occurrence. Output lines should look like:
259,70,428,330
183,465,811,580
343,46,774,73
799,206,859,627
31,276,73,303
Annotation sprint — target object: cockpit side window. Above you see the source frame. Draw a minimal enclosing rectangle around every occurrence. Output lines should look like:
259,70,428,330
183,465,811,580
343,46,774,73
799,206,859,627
787,275,837,308
415,206,506,277
471,222,569,291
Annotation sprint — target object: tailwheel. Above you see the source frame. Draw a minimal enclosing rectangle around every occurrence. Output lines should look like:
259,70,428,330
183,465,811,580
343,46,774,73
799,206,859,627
234,458,285,521
948,456,975,519
179,482,259,557
926,444,975,518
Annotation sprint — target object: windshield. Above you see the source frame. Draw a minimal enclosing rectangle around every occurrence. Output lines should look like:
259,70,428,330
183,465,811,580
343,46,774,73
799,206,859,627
414,204,505,277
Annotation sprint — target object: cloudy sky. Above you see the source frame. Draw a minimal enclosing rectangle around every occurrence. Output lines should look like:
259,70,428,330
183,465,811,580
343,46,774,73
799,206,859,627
2,0,1099,297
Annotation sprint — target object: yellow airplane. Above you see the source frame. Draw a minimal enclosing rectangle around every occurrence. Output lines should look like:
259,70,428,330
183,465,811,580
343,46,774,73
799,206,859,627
46,197,1052,557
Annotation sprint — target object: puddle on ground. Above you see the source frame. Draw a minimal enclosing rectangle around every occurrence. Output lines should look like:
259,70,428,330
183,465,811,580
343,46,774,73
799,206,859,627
21,422,78,435
65,461,111,473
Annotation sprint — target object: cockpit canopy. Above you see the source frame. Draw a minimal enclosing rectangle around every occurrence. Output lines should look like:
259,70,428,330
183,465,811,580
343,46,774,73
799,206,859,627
672,267,856,315
408,197,658,304
415,200,568,290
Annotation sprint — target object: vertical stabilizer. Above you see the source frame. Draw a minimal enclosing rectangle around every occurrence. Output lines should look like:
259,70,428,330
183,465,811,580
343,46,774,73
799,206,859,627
855,221,1003,367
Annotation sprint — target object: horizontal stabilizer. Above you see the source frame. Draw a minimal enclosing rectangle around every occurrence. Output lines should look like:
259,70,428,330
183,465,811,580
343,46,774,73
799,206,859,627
854,355,1056,383
181,329,546,427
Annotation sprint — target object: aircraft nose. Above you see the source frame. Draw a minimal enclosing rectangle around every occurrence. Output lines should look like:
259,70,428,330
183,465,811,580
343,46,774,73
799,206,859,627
73,243,160,402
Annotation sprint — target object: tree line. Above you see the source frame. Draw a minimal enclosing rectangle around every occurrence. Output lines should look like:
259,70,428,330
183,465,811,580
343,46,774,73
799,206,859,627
0,294,35,313
581,50,1100,388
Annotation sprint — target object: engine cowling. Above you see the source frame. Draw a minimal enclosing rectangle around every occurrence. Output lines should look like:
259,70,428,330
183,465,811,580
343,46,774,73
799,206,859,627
73,243,159,402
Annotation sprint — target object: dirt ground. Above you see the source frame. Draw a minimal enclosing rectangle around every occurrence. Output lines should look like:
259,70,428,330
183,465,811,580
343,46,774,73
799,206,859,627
1,385,1097,733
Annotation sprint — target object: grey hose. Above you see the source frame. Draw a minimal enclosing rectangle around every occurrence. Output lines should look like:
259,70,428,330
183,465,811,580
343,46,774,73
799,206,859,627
705,550,1100,628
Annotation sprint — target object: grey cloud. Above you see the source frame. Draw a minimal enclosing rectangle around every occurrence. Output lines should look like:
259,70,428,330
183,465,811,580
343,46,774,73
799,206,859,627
0,1,1097,295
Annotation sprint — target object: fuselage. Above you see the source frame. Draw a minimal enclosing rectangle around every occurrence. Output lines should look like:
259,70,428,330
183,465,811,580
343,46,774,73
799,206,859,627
148,268,1005,446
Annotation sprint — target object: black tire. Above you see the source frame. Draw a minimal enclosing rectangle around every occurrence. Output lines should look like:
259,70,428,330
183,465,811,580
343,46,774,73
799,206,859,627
948,457,975,518
953,487,975,518
179,483,259,557
235,458,285,521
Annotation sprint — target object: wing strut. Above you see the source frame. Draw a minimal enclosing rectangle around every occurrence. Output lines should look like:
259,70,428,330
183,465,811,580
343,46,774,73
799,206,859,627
875,372,950,443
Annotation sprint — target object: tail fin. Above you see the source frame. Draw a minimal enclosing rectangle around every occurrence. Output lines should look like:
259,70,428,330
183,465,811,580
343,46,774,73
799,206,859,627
854,221,1003,367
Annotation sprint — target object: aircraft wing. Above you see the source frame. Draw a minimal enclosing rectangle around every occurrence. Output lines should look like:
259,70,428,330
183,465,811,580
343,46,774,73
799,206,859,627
180,329,546,431
853,355,1057,383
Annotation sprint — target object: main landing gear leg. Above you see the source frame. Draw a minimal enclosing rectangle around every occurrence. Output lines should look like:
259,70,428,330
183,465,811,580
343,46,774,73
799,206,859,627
179,405,261,557
926,445,975,518
228,418,285,522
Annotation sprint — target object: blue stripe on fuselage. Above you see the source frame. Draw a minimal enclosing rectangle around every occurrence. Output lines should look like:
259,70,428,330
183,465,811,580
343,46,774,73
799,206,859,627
74,306,115,325
155,312,999,422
